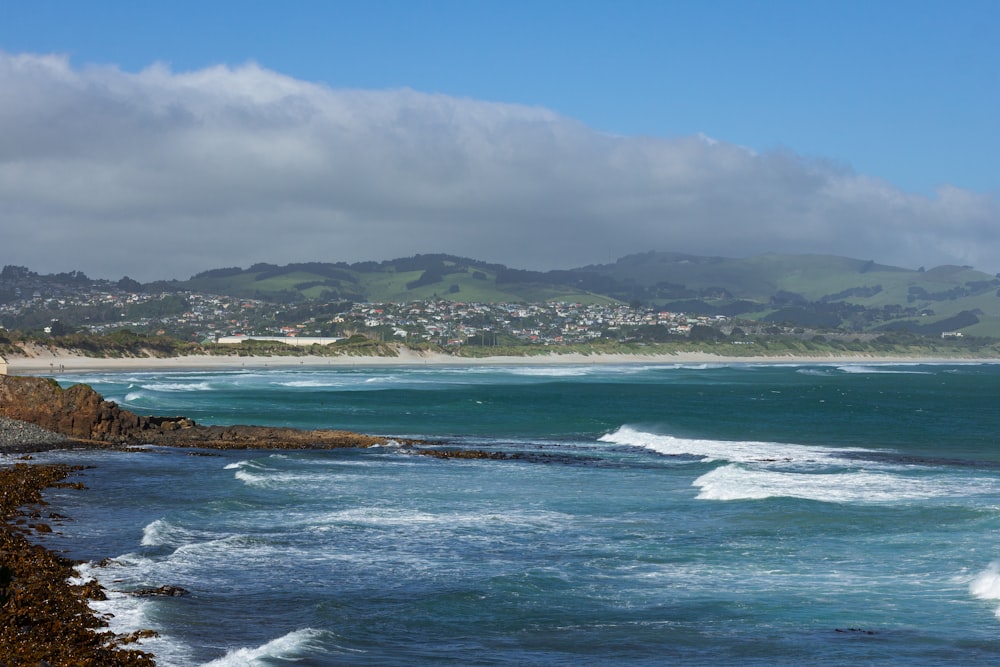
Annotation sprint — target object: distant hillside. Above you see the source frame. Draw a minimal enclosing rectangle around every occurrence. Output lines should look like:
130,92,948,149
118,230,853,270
576,252,1000,336
162,255,620,306
172,252,1000,336
4,252,1000,336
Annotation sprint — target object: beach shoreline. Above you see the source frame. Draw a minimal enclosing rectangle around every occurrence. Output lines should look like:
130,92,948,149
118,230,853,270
7,347,999,374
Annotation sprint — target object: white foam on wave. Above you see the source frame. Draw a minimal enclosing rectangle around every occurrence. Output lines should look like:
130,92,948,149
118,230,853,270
223,458,268,471
969,562,1000,618
200,628,351,666
142,518,187,547
307,506,570,533
964,562,1000,623
836,364,932,375
71,561,199,664
796,367,833,377
143,381,216,392
692,464,947,503
509,366,593,377
167,534,261,567
142,518,228,550
233,468,311,488
599,425,860,466
277,379,348,388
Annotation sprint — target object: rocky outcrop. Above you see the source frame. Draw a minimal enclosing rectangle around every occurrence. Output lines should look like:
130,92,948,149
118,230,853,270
0,375,392,449
1,376,164,442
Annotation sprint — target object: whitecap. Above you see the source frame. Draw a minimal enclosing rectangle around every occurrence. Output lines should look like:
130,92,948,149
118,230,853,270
693,464,950,503
836,364,932,375
969,562,1000,619
143,381,216,392
796,367,832,377
200,628,354,666
232,468,311,489
305,506,570,532
142,518,179,547
599,425,862,466
277,379,347,388
508,366,592,377
141,518,211,548
223,459,269,471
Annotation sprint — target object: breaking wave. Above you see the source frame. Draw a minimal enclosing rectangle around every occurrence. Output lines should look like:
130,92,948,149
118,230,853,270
692,464,946,503
200,628,355,665
969,562,1000,619
599,425,862,465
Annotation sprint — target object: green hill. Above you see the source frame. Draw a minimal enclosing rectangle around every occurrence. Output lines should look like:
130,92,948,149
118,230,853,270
160,252,1000,334
10,252,997,336
171,256,619,306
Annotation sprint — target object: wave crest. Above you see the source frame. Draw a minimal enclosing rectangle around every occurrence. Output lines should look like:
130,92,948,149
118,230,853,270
692,464,943,503
599,425,856,465
201,628,353,665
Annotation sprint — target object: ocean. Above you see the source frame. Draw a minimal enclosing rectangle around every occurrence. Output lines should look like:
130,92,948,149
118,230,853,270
19,361,1000,665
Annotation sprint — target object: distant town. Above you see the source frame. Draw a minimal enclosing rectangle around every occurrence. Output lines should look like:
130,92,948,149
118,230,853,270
0,265,842,350
0,264,984,353
0,277,741,347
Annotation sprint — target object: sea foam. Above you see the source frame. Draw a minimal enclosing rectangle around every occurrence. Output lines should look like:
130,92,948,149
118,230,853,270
200,628,348,666
836,364,932,375
599,425,859,466
143,381,216,392
692,464,944,503
969,562,1000,618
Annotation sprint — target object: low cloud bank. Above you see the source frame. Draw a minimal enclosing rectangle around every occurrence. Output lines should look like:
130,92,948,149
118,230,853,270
2,52,997,280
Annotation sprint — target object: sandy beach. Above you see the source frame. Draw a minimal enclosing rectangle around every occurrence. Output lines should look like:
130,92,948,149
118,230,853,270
6,346,996,374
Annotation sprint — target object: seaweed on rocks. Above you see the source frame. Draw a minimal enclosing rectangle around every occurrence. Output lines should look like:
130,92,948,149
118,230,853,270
0,463,156,666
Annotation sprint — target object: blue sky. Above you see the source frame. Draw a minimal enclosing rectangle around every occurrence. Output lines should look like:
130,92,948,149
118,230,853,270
6,0,995,195
1,1,998,279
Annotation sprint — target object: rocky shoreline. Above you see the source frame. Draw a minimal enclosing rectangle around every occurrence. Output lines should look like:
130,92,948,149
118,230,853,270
0,462,157,665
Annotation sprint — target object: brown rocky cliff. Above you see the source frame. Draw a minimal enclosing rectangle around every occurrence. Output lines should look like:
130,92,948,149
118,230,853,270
0,375,391,449
0,375,161,442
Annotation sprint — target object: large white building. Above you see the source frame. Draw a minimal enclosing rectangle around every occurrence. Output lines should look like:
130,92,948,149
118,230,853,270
215,335,344,347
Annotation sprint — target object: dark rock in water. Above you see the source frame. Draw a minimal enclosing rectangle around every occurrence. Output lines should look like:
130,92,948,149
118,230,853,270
408,446,600,465
129,585,190,597
835,627,877,635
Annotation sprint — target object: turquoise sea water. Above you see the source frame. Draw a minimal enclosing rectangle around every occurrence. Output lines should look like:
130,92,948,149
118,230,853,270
18,362,1000,665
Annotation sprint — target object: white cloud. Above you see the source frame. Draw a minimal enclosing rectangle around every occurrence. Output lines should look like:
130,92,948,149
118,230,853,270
1,51,998,280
